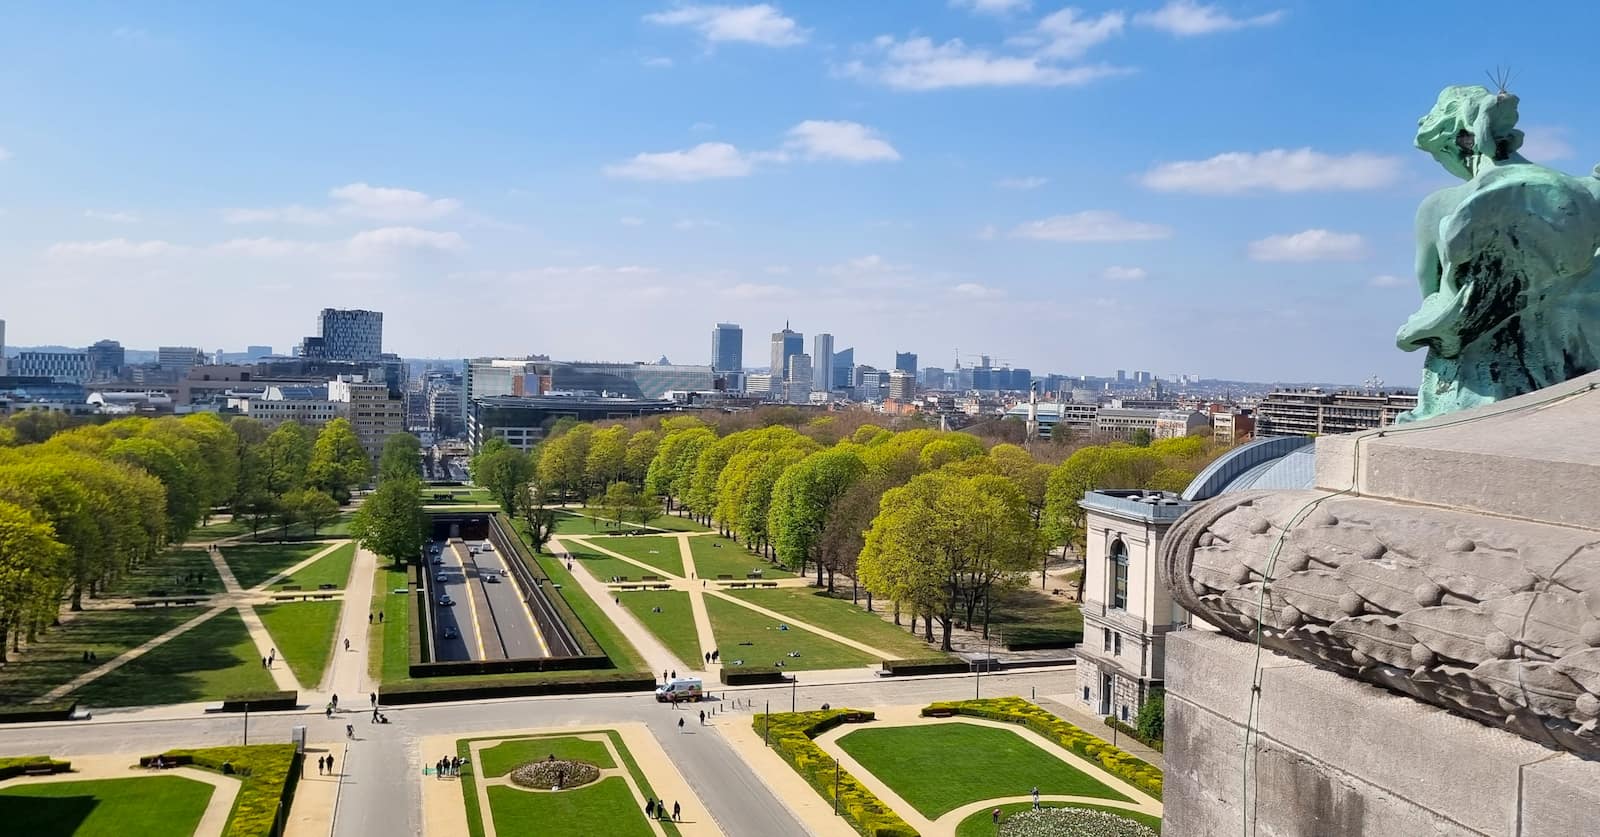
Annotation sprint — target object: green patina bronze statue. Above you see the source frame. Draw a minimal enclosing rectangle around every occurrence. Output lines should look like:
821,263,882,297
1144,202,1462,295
1397,84,1600,422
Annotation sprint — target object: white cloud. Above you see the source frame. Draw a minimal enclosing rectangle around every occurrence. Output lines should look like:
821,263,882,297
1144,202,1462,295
952,282,1005,299
842,35,1130,90
222,205,333,224
1033,8,1126,58
644,4,807,47
951,0,1031,15
1369,273,1407,288
211,237,323,258
1011,211,1173,242
0,147,11,161
329,183,461,221
1142,149,1402,194
620,216,646,226
84,209,140,223
1102,265,1148,281
1134,1,1284,36
1519,125,1575,161
997,176,1047,190
1248,229,1368,262
48,238,185,259
604,142,755,181
642,56,675,68
783,120,900,162
673,218,725,230
346,227,465,260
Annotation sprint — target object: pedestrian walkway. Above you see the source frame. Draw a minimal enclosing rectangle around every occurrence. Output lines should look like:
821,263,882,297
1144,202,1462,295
283,742,343,837
677,535,718,676
314,546,378,702
550,535,692,677
237,604,300,691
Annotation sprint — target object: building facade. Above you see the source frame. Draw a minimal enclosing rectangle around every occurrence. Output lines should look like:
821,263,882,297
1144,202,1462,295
158,346,204,372
769,323,802,377
1154,409,1212,439
317,308,384,362
86,340,125,381
832,347,854,389
12,351,90,384
895,351,918,375
467,395,675,452
1095,407,1165,440
1075,489,1193,722
1254,388,1418,437
887,369,916,401
812,334,834,393
328,377,405,466
712,322,743,372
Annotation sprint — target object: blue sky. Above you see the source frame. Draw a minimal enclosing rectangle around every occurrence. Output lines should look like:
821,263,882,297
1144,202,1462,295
2,1,1596,385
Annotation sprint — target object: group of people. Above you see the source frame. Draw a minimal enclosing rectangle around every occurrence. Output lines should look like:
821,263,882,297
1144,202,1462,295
643,798,681,822
433,755,464,778
367,611,385,623
701,650,721,664
260,648,277,669
79,650,99,664
316,754,338,775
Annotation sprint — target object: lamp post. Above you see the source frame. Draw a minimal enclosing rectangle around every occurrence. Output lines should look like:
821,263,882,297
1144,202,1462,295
243,702,249,746
834,758,841,815
975,630,994,699
764,701,770,747
791,677,797,713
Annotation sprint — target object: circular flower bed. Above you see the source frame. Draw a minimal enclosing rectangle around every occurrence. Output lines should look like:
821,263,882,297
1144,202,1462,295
998,808,1158,837
508,759,601,790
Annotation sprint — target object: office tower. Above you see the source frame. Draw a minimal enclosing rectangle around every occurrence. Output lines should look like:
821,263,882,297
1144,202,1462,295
0,319,7,376
87,339,125,381
317,308,384,361
769,322,803,376
712,322,743,372
812,333,834,392
246,345,273,360
895,351,918,375
157,346,204,372
888,369,916,401
832,347,854,389
1116,369,1127,383
13,351,89,383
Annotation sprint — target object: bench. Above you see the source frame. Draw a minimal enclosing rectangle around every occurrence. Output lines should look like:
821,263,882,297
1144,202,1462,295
318,583,336,590
745,572,764,579
729,583,747,589
927,708,957,718
315,593,334,600
281,585,302,592
654,584,671,591
22,763,57,776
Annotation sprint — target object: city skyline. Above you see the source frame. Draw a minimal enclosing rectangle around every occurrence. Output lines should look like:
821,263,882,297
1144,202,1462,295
4,3,1594,385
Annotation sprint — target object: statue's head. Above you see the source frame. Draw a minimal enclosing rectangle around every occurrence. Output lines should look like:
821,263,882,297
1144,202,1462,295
1416,85,1523,180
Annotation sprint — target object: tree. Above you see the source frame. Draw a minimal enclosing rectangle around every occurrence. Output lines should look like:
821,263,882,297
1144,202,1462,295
768,446,866,585
350,476,426,565
306,418,369,503
632,491,662,531
584,426,629,496
0,500,68,663
379,433,422,483
289,489,340,536
644,427,715,512
1131,428,1153,447
602,481,639,530
517,482,558,554
260,421,313,497
474,442,532,516
622,429,660,485
106,436,201,542
238,492,278,539
537,423,594,500
817,474,891,603
1136,691,1165,743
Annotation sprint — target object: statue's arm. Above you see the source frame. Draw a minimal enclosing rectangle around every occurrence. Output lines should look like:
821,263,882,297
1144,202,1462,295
1414,199,1444,297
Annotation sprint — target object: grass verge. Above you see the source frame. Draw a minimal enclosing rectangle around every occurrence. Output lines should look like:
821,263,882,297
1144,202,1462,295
726,588,944,661
614,590,701,666
221,543,330,589
0,608,193,703
685,535,794,579
0,775,214,837
256,601,343,689
705,595,875,672
273,542,356,590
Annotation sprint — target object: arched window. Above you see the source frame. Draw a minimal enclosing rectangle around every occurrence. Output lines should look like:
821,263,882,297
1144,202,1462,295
1110,538,1129,610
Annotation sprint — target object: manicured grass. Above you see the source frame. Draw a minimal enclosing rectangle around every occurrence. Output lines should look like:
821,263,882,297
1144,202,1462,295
524,540,646,673
0,608,195,703
955,801,1161,835
628,512,709,533
552,510,615,535
222,542,329,589
565,543,654,584
99,549,226,597
459,730,677,837
478,735,617,777
275,542,357,590
0,775,214,837
589,536,686,577
257,600,344,688
72,609,278,707
374,561,413,684
704,595,876,672
836,722,1126,818
615,591,702,667
685,536,794,580
726,588,944,661
989,584,1085,649
200,513,354,542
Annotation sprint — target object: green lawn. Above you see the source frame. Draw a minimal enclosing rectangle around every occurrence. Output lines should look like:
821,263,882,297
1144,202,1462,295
373,561,412,683
616,591,702,667
274,542,357,590
628,513,709,533
0,608,195,703
72,609,278,707
478,735,617,777
726,588,944,661
589,536,686,577
989,585,1084,649
836,722,1127,818
523,539,645,672
0,775,215,837
197,513,354,542
99,550,225,598
685,536,794,580
257,601,343,689
552,510,618,535
221,543,329,589
705,595,876,671
955,801,1161,835
459,730,677,837
565,543,656,584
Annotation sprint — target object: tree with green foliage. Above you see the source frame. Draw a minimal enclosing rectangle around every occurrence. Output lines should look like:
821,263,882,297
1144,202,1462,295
350,476,426,565
602,480,639,530
632,490,662,531
622,429,660,486
1131,428,1153,447
260,421,313,497
537,422,594,500
768,446,866,585
0,499,68,663
472,440,532,515
306,418,369,503
379,433,422,483
237,491,277,539
517,482,558,554
1136,691,1165,743
644,427,715,512
287,489,340,536
584,426,629,496
106,435,202,544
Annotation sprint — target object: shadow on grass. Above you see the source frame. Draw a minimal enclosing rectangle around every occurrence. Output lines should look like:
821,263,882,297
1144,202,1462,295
71,610,275,707
0,793,97,837
0,609,195,704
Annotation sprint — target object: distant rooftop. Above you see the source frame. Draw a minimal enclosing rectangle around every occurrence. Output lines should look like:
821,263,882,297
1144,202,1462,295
1080,488,1192,521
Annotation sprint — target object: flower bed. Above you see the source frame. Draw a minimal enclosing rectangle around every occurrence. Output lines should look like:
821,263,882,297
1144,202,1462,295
999,808,1158,837
754,709,917,837
920,698,1162,799
508,759,601,790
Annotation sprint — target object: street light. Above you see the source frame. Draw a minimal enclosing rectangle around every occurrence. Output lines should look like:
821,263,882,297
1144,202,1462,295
975,630,994,700
243,702,249,746
791,676,797,713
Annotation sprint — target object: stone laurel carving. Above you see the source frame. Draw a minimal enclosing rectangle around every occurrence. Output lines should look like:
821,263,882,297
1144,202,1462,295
1163,489,1600,758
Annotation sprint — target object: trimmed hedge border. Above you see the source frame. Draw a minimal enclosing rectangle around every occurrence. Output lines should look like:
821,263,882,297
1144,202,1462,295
219,691,298,712
0,701,78,723
496,513,604,657
1104,716,1164,754
155,744,301,837
381,671,655,705
920,698,1162,799
880,659,969,676
0,755,71,779
720,666,790,685
754,709,917,837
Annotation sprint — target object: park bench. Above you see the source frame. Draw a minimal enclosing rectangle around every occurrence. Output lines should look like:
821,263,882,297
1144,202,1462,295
22,763,57,776
927,708,957,718
315,593,334,600
654,584,671,591
133,600,159,608
745,572,764,579
729,582,747,589
318,583,336,590
148,589,168,597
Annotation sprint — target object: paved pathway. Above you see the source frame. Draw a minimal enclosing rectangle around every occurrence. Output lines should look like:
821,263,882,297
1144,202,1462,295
549,534,692,678
677,535,719,675
237,604,301,691
41,605,230,702
1038,694,1167,771
315,546,378,705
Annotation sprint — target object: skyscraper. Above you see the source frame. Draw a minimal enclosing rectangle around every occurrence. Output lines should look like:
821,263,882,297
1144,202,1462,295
318,308,384,361
832,347,854,389
812,333,834,392
0,319,7,376
769,322,803,376
895,351,918,375
712,323,743,372
87,339,125,381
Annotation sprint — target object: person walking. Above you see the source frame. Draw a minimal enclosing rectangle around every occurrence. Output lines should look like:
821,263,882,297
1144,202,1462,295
269,648,276,664
677,717,685,733
370,691,377,707
645,799,655,817
261,656,268,668
992,807,1001,828
344,637,351,652
1031,786,1040,810
327,755,336,775
673,801,681,822
316,755,324,775
699,709,706,725
331,693,339,710
346,723,354,739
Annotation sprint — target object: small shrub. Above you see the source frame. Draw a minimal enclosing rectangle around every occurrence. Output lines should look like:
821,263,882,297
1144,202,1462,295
0,755,70,779
159,744,301,837
1135,692,1164,744
754,709,918,837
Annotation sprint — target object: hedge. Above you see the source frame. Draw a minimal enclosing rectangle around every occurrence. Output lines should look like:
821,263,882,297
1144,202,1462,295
381,671,655,704
0,755,70,779
720,666,790,685
1104,716,1164,754
880,658,970,676
157,744,302,837
0,701,78,723
754,709,918,837
219,691,299,712
920,698,1162,798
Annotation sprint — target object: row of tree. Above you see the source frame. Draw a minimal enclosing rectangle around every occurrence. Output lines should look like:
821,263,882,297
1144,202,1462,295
350,434,428,565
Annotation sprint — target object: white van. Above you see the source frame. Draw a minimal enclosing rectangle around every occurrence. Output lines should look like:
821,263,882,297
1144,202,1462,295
655,678,703,703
